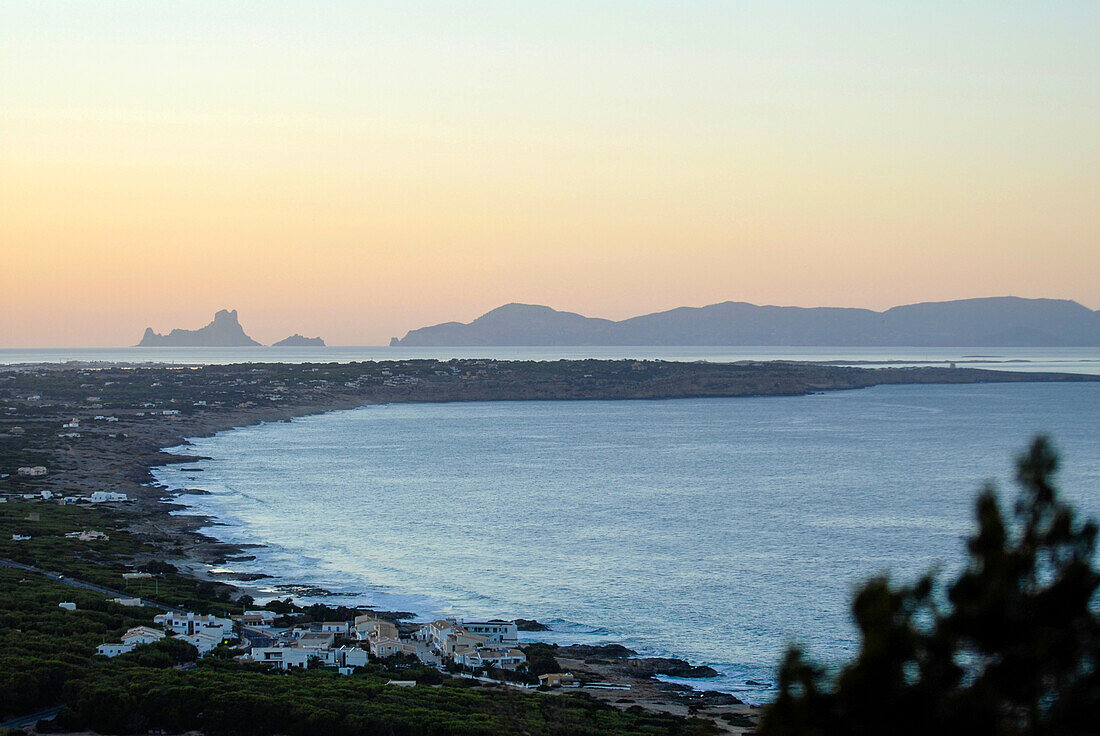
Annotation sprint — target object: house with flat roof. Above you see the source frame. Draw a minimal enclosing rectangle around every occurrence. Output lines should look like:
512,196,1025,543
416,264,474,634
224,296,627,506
539,672,578,688
89,491,127,503
454,646,526,671
154,611,234,639
235,610,277,626
294,631,335,650
250,646,319,670
97,642,135,658
462,620,518,646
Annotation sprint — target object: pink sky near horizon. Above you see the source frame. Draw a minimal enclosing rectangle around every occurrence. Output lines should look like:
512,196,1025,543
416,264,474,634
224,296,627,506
2,1,1098,347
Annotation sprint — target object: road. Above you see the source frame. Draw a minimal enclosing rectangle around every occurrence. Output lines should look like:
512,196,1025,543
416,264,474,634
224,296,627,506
0,559,186,728
0,704,65,729
0,557,183,613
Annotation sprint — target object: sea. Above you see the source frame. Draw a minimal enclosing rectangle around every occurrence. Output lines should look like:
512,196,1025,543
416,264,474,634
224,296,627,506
2,345,1099,374
152,379,1100,704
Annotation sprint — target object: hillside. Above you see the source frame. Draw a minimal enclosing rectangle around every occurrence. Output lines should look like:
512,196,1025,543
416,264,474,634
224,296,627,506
391,297,1100,347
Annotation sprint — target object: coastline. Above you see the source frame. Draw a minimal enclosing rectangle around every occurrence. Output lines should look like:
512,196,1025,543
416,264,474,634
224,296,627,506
30,358,1096,574
141,405,772,726
150,408,775,696
4,359,1098,730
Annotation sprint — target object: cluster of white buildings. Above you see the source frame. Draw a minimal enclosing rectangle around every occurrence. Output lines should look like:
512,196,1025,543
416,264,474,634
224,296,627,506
1,489,128,504
89,491,128,503
243,614,526,675
95,606,530,679
65,530,109,541
414,619,526,670
96,611,235,658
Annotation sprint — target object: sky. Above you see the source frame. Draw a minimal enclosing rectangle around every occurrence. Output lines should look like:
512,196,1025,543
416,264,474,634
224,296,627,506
2,1,1098,346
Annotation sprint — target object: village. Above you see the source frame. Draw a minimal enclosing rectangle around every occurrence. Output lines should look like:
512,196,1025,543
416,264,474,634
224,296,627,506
2,490,575,690
90,601,580,689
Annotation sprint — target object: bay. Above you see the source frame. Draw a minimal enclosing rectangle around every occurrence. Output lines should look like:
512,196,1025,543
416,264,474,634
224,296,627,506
154,382,1100,703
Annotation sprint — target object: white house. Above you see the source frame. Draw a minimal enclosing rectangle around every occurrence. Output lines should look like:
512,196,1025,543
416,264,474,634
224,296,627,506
154,611,234,639
251,646,318,670
110,597,144,607
454,646,527,671
461,620,518,646
180,632,223,655
235,610,277,626
251,643,339,670
97,643,135,658
17,466,47,477
58,602,76,611
89,491,127,503
96,627,166,658
340,646,370,668
369,636,410,659
319,621,350,635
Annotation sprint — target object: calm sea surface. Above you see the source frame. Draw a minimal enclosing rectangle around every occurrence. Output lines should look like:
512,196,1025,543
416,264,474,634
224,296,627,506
154,382,1100,703
3,345,1099,374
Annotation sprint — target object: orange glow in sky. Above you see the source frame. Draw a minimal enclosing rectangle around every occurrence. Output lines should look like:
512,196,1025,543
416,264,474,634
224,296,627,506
2,2,1097,346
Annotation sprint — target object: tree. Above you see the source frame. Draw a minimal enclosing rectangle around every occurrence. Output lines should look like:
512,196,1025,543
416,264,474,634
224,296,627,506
760,437,1099,736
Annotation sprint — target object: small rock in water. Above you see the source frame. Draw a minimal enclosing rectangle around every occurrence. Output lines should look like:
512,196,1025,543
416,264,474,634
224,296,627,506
622,657,719,678
513,618,551,631
557,643,637,659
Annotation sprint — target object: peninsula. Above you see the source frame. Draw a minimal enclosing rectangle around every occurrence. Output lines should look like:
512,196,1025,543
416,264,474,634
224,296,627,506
391,297,1100,347
137,309,261,347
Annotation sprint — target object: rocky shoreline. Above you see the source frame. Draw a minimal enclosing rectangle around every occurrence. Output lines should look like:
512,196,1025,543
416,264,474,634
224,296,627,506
4,359,1096,733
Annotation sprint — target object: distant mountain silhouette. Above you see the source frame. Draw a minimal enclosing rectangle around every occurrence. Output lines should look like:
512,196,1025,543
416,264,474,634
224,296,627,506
272,334,325,347
137,309,261,347
390,298,1099,347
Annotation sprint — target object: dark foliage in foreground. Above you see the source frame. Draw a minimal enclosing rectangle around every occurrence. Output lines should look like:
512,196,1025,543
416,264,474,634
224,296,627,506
760,437,1100,736
56,667,716,736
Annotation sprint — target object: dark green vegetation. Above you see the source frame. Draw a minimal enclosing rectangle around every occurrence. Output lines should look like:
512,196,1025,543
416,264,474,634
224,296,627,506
58,668,714,736
0,503,715,735
0,503,238,610
0,502,243,717
760,438,1099,736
